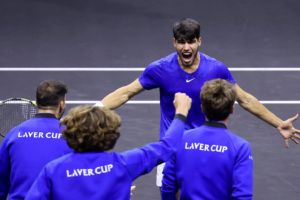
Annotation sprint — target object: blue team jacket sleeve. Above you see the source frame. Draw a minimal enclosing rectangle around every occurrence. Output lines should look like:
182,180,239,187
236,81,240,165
232,142,253,200
161,154,178,200
119,117,185,180
0,137,10,200
25,167,51,200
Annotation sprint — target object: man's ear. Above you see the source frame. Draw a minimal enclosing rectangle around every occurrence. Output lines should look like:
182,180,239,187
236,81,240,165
173,37,177,48
198,37,202,47
58,96,66,111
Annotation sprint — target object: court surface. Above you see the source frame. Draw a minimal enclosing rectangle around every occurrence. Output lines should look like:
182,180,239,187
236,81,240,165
1,0,300,199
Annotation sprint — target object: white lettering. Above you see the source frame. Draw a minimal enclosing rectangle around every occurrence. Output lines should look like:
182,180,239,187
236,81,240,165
17,131,44,138
211,145,228,153
46,132,62,139
39,132,44,138
66,164,113,178
185,142,192,149
77,169,83,176
204,144,209,151
66,170,73,177
185,142,228,153
18,132,22,137
15,131,65,139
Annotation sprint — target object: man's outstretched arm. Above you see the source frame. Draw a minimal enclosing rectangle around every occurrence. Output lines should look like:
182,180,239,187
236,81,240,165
235,84,300,147
100,79,144,109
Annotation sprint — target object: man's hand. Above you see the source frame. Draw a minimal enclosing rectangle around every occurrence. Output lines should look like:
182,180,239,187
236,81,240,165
277,114,300,148
173,93,192,117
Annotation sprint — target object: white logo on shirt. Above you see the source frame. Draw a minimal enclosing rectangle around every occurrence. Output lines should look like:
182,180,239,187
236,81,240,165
18,131,62,139
186,78,195,83
185,142,228,153
66,164,113,177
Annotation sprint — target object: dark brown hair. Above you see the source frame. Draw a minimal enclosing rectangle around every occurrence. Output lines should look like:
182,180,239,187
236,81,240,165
36,80,67,108
173,18,201,41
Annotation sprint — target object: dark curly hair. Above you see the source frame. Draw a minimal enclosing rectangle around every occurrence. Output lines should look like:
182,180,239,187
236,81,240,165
61,105,121,152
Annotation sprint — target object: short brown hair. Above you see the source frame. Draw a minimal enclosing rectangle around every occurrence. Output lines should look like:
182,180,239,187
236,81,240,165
200,79,236,121
61,105,121,152
36,80,67,108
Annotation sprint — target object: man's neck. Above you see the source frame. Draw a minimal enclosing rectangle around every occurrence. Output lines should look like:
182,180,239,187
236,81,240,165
207,118,229,126
38,109,58,118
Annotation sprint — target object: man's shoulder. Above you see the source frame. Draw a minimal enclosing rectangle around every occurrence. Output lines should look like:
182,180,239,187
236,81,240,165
226,130,251,149
159,52,177,62
182,126,206,140
6,118,36,134
44,152,74,172
1,118,37,144
183,126,250,146
7,117,59,136
201,52,224,64
147,52,177,68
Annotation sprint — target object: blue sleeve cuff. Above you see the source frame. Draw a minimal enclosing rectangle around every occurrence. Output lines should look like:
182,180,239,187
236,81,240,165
174,114,187,122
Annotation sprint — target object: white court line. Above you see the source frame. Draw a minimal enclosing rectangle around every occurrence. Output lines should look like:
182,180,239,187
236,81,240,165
0,67,300,71
4,100,299,104
67,100,160,104
1,68,299,104
65,100,300,105
1,100,298,104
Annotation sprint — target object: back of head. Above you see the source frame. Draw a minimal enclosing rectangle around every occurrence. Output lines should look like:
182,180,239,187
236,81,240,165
61,105,121,152
36,80,68,108
173,18,201,41
200,79,236,121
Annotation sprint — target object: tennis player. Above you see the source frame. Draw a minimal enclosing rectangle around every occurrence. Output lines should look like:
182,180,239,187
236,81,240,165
100,18,300,186
0,80,71,200
25,93,191,200
161,79,253,200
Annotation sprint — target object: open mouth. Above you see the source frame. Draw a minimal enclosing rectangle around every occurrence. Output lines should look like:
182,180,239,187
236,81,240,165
182,52,192,59
180,52,193,64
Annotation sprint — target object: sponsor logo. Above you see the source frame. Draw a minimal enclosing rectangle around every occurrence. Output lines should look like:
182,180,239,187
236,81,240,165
186,78,195,83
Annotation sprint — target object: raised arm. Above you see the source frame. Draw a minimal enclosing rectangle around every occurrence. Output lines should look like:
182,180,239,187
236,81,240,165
235,84,300,147
101,79,144,109
119,93,191,180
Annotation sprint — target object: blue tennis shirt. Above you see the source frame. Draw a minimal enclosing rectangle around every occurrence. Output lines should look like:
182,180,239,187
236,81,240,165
139,52,236,138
